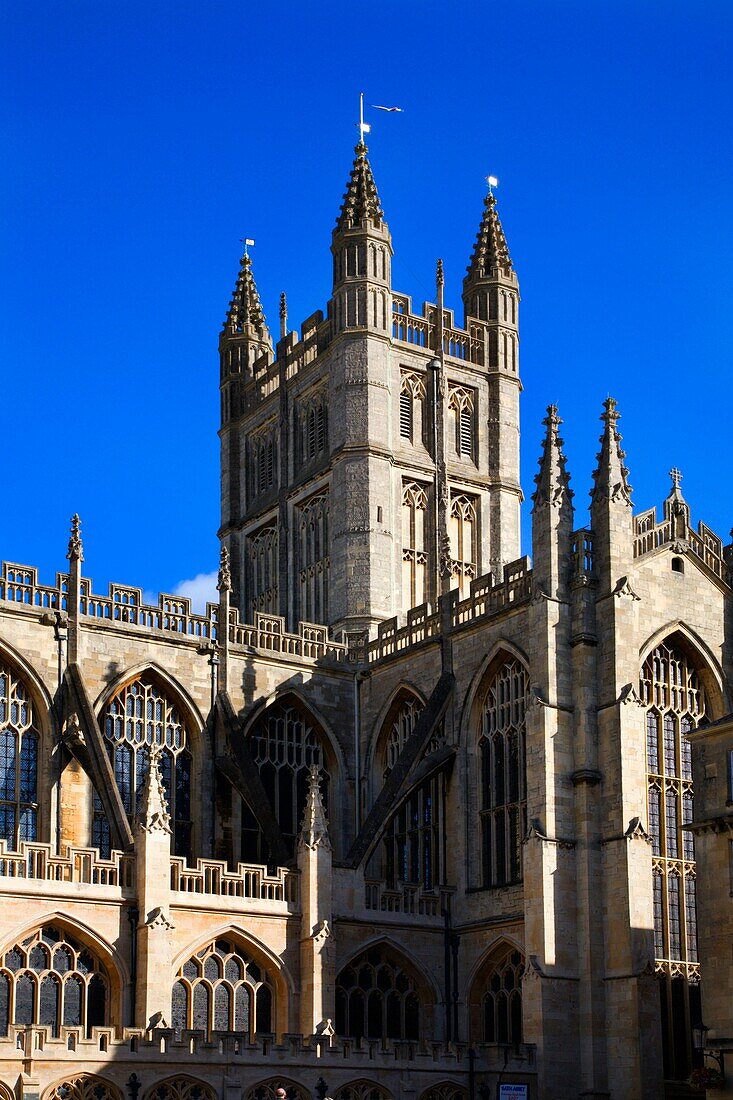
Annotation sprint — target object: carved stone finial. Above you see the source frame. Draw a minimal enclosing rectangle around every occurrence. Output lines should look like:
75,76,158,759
436,258,444,287
590,396,633,507
465,186,514,282
137,745,171,835
532,404,573,510
217,545,232,594
299,765,331,851
669,467,683,491
67,514,84,563
279,292,287,319
336,145,384,232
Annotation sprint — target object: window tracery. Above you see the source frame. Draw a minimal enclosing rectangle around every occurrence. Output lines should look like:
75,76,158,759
447,386,475,459
379,697,445,891
171,938,273,1038
45,1076,121,1100
298,492,329,624
297,393,328,464
147,1080,215,1100
249,525,279,617
334,1085,392,1100
250,426,278,497
419,1086,467,1100
640,640,705,1081
399,372,425,443
92,678,192,860
242,701,329,862
402,482,428,615
448,496,476,598
479,660,528,887
0,926,108,1037
246,1081,309,1100
480,946,523,1044
0,663,38,846
335,946,421,1041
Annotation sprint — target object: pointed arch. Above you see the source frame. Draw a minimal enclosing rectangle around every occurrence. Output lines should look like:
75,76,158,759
334,1083,393,1100
144,1077,215,1100
171,922,294,1035
246,1078,309,1100
467,937,525,1044
458,638,530,749
365,681,428,786
44,1074,122,1100
0,1085,12,1100
93,661,207,735
0,913,125,1033
418,1085,467,1100
337,935,440,1003
0,635,55,718
638,621,727,718
239,688,344,862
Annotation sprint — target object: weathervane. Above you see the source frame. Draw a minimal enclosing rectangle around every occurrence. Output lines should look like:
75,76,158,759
486,174,499,196
356,93,403,145
240,237,255,258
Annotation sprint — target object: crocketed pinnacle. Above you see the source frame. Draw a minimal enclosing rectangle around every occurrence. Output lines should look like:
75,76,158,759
217,545,231,594
137,746,171,834
532,405,573,510
466,192,514,281
224,251,269,337
335,143,384,232
66,514,83,563
591,398,633,507
298,766,331,851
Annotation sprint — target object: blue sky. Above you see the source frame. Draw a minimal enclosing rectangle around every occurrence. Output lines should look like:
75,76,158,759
2,1,732,609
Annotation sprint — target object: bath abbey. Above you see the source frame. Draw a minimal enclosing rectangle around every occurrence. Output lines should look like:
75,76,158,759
0,140,731,1100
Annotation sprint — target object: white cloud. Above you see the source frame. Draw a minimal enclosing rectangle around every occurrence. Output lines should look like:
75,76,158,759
171,571,219,614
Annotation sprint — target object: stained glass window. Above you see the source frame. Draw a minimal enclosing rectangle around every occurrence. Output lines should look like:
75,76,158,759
336,946,421,1040
0,665,39,846
171,939,272,1038
479,660,528,887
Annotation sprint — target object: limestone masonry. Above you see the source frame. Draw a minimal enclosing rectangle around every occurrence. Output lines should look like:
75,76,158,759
0,141,731,1100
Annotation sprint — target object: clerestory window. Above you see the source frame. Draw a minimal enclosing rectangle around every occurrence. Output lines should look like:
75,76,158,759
0,664,39,846
335,946,421,1041
171,938,273,1038
402,482,428,615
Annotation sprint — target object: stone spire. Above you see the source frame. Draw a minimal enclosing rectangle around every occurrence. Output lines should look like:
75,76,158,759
533,406,573,511
299,766,331,851
136,746,171,835
465,190,514,284
224,251,270,340
590,398,632,509
335,143,384,232
662,466,690,536
66,513,83,563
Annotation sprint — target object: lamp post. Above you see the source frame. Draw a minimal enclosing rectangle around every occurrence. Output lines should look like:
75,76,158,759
126,1075,142,1100
692,1021,725,1077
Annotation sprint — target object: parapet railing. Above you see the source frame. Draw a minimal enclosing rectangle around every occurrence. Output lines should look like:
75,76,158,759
229,611,348,662
364,880,455,918
633,509,729,583
0,841,135,890
366,556,532,663
391,294,487,365
170,856,298,906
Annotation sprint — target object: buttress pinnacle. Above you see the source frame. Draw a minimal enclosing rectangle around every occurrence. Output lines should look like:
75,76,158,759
532,405,573,511
299,766,331,851
136,746,171,835
590,397,632,507
335,143,384,232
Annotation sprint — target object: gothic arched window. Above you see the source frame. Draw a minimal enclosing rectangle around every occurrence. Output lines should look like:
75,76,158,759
246,1081,309,1100
402,482,428,615
250,427,278,498
640,640,706,1081
93,677,193,860
336,946,422,1041
242,701,330,862
0,663,39,846
0,926,108,1038
479,946,523,1044
377,696,445,891
249,525,279,617
448,387,475,460
448,495,476,598
399,371,425,443
298,492,329,624
479,659,528,887
171,939,273,1038
419,1087,467,1100
147,1079,215,1100
46,1077,121,1100
335,1085,392,1100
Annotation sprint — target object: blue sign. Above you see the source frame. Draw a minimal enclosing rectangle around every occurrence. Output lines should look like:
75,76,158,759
499,1087,528,1100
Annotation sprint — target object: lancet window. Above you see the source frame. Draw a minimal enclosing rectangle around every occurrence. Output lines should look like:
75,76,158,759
335,946,421,1041
0,926,108,1037
298,394,328,464
242,701,329,862
399,371,425,443
250,426,278,498
298,492,329,624
479,660,528,887
448,495,477,598
379,697,445,891
171,939,273,1038
640,640,705,1081
0,664,39,847
402,482,428,615
92,677,192,860
480,946,523,1044
249,525,279,617
448,386,475,459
